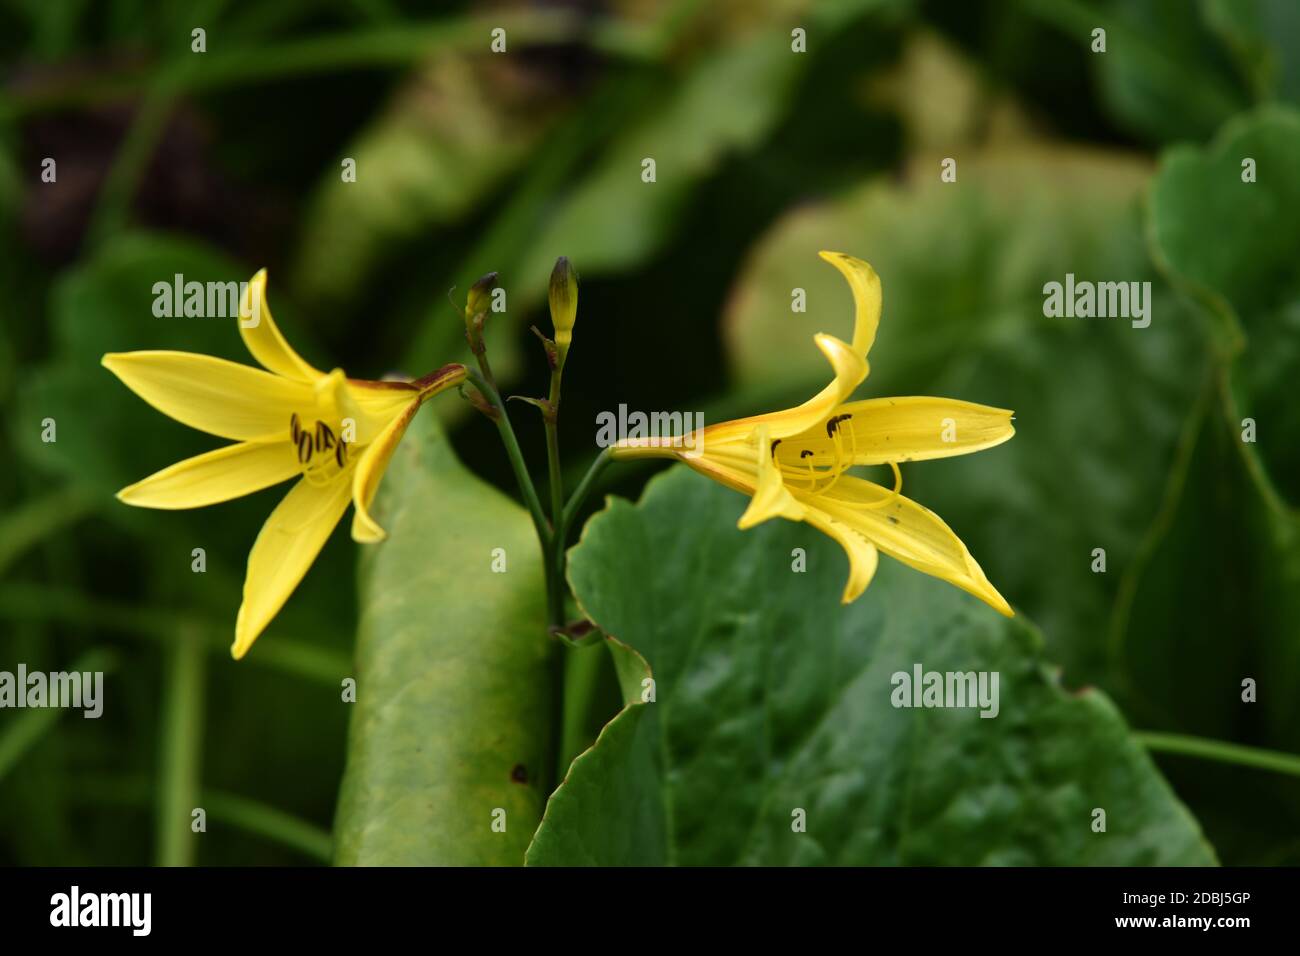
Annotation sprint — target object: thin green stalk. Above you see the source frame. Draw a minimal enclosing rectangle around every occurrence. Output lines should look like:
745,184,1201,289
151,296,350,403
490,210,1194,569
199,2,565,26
0,583,348,686
201,791,333,863
464,366,550,545
156,626,206,867
0,649,116,783
1136,732,1300,778
544,369,566,627
74,774,332,864
557,643,606,780
560,447,614,537
0,486,99,579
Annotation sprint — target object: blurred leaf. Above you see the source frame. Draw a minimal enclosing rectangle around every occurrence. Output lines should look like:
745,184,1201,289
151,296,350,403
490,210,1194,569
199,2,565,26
1203,0,1300,103
0,648,117,783
1022,0,1250,144
1149,105,1300,506
1123,106,1300,863
527,468,1215,865
724,148,1206,680
514,0,916,293
292,54,563,310
14,231,318,495
333,410,553,865
1113,392,1300,863
512,28,805,297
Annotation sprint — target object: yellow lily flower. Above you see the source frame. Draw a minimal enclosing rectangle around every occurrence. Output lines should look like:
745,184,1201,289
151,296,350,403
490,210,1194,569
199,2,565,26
612,251,1014,616
103,270,466,659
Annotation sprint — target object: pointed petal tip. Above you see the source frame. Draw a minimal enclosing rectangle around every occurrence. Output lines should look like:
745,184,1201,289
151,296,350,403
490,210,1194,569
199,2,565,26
232,606,260,661
983,586,1014,617
101,352,130,373
351,522,388,544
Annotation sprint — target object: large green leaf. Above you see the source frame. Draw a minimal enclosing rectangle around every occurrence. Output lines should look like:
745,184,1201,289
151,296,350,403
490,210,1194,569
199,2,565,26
333,410,553,865
527,468,1215,865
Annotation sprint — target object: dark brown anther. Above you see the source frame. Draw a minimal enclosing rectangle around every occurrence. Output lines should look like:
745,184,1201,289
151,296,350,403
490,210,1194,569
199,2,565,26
826,413,852,437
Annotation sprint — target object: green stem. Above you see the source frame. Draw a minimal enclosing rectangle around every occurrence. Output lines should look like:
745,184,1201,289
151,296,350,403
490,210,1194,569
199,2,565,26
464,366,551,546
0,486,99,579
558,643,606,779
560,447,614,537
156,626,206,867
72,774,332,864
0,583,348,686
0,648,116,783
544,369,566,627
1136,731,1300,778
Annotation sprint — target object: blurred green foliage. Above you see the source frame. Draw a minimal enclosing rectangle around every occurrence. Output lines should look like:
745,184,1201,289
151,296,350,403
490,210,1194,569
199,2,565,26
1,0,1298,865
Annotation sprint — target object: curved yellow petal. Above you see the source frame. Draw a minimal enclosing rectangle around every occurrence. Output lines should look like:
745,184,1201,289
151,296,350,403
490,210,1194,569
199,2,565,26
737,427,806,529
315,367,393,447
351,398,421,543
349,380,421,421
117,441,299,509
239,270,324,383
816,476,1012,616
233,473,353,659
777,397,1015,468
103,351,314,441
819,250,881,359
802,508,879,603
705,333,867,445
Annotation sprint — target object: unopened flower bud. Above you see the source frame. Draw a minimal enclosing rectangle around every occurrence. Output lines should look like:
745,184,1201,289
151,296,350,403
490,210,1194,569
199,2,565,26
466,272,498,319
548,257,578,362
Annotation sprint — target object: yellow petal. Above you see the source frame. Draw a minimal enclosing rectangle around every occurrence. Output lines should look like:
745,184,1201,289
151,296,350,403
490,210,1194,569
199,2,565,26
802,508,879,602
102,351,314,441
737,427,806,529
349,380,421,422
239,270,324,383
351,399,421,543
819,251,881,359
316,367,394,446
117,441,299,509
815,476,1012,616
233,473,353,659
705,333,867,445
777,397,1015,468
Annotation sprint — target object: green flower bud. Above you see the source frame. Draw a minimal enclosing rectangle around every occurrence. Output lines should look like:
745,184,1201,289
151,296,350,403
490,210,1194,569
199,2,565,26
466,272,498,319
548,257,578,360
